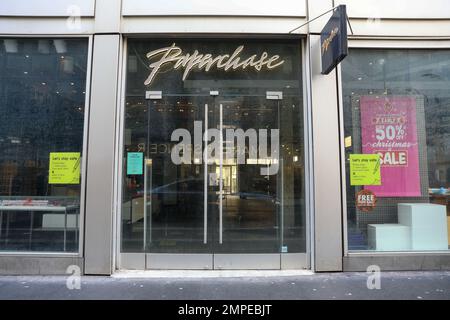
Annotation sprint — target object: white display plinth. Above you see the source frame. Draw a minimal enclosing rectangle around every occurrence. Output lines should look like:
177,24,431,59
367,224,410,251
398,203,448,250
42,214,78,228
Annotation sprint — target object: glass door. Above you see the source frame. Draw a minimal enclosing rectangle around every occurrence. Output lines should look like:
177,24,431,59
210,95,289,269
121,94,215,269
121,93,307,270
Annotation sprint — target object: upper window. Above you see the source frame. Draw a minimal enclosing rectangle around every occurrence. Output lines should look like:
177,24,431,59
0,38,88,252
342,48,450,252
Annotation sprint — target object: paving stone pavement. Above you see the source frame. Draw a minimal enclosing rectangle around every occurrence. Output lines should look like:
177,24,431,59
0,271,449,300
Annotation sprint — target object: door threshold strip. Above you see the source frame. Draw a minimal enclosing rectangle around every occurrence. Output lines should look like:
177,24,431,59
111,270,314,278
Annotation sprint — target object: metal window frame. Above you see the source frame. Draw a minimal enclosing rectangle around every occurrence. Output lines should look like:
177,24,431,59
0,34,93,258
114,36,128,270
111,34,125,272
340,38,450,257
303,35,314,271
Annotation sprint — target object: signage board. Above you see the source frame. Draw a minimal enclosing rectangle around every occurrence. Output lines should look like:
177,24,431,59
360,96,421,197
127,152,144,175
350,154,381,186
320,5,348,74
49,152,81,184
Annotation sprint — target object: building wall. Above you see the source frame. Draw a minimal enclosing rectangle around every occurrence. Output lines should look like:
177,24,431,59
0,0,449,274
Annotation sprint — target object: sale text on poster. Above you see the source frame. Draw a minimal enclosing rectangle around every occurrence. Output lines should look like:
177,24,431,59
360,96,420,197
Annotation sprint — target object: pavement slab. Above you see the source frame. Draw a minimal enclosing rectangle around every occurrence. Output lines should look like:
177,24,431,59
0,271,449,300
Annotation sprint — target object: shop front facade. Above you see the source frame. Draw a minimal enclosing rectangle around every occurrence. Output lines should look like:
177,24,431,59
0,0,449,274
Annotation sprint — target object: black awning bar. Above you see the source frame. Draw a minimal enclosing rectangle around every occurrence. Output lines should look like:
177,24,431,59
288,5,354,35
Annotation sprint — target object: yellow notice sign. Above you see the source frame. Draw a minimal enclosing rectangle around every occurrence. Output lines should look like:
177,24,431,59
344,136,352,148
49,152,81,184
350,154,381,186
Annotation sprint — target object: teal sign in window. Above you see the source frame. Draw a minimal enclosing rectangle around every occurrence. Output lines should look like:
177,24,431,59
127,152,143,175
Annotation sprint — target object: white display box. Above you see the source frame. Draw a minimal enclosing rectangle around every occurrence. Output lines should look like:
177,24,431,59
398,203,448,250
42,214,78,229
367,224,411,251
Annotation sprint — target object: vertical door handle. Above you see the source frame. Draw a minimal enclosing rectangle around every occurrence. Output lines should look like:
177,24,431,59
219,104,223,244
203,103,208,244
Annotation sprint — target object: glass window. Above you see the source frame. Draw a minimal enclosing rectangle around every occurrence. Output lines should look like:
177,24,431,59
0,38,88,252
343,48,450,252
121,39,306,256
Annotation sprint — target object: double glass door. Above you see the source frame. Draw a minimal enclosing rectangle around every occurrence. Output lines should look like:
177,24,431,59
121,93,307,269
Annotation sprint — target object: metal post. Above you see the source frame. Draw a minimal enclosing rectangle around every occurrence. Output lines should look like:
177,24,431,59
203,103,208,244
0,210,3,240
149,160,152,244
5,211,10,245
219,104,223,244
30,211,34,251
280,158,284,250
63,208,67,251
143,156,148,251
144,92,162,250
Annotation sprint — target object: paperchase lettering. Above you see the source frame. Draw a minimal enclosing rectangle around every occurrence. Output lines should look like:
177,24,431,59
144,43,285,86
321,27,339,55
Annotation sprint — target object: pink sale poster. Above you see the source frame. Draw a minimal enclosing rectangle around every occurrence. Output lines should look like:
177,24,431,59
360,96,421,197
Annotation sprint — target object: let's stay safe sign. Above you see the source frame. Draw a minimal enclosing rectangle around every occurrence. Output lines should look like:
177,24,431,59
49,152,81,184
350,154,381,186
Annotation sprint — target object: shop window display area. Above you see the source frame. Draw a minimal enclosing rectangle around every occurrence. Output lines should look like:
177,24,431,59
121,39,307,262
0,38,88,252
343,48,450,252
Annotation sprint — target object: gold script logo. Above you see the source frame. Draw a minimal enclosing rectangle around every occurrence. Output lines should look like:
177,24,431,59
143,43,285,86
321,27,339,55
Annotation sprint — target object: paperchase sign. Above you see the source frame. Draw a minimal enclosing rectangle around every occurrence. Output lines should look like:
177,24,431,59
144,44,285,86
320,5,348,74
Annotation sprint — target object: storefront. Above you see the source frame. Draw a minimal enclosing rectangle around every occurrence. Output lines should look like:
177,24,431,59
342,44,450,269
0,0,449,274
119,38,308,269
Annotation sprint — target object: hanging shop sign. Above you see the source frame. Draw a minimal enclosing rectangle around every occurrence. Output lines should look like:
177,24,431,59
356,189,377,212
144,43,285,86
320,5,348,74
360,96,421,197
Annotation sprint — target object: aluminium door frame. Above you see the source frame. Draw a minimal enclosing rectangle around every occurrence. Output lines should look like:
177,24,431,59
115,36,311,271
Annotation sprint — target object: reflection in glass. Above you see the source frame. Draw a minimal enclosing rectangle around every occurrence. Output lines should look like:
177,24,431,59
342,49,450,252
0,38,88,252
122,39,306,255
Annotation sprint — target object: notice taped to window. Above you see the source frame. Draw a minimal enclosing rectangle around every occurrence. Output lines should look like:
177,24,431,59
127,152,144,175
49,152,81,184
350,154,381,186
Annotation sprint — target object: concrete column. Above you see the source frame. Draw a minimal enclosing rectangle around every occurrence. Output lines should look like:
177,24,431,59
308,20,344,270
94,0,121,33
83,0,122,276
309,33,343,271
83,34,120,274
